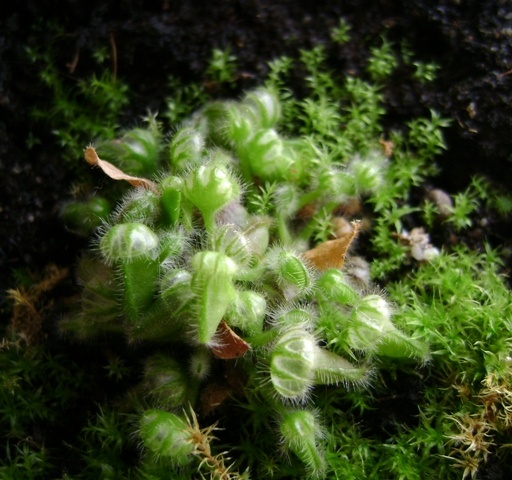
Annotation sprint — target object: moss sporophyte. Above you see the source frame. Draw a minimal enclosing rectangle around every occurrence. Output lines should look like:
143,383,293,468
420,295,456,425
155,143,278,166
58,85,438,478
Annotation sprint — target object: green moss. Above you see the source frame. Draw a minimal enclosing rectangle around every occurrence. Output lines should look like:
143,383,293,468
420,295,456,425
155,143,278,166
27,45,129,167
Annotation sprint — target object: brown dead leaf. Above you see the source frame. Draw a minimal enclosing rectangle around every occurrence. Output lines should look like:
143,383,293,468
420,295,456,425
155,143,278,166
303,220,360,271
210,320,251,359
84,146,156,191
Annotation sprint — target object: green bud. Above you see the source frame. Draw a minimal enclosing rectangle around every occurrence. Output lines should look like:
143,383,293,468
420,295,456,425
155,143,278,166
159,269,194,318
329,170,357,198
61,196,110,236
274,308,314,330
353,295,428,360
242,88,281,129
99,223,161,321
312,346,369,386
308,167,356,202
375,329,429,360
191,101,240,148
280,409,325,478
122,127,160,176
348,294,393,351
225,290,266,335
223,103,255,147
270,327,368,401
160,176,183,226
216,200,250,228
183,162,240,230
192,250,237,279
316,269,359,306
239,128,293,181
139,409,194,465
100,223,159,263
60,257,119,338
274,251,312,299
243,216,272,257
160,268,192,291
144,354,190,408
356,294,392,324
191,251,238,344
158,228,187,266
270,328,316,401
115,189,160,225
208,225,252,268
169,126,205,172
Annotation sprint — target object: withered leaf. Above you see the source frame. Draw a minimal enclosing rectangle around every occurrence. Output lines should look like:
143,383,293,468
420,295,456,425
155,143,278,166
303,220,360,271
84,146,156,191
210,320,251,359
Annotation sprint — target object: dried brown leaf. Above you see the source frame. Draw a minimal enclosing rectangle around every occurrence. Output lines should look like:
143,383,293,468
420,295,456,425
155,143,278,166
84,146,156,190
210,321,251,360
303,220,360,271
